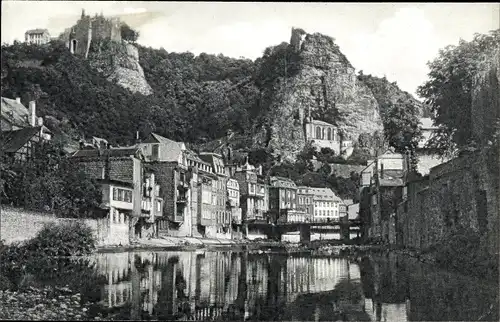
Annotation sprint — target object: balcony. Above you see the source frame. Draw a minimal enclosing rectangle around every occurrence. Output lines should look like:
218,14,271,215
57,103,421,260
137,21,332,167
177,181,189,190
173,212,184,223
177,196,188,204
141,199,152,212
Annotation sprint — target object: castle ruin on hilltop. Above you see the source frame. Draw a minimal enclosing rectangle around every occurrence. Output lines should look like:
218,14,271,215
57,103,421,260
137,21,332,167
59,9,122,59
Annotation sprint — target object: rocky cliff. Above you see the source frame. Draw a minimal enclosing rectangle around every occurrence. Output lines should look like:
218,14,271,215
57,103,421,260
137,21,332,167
88,39,153,96
259,28,384,161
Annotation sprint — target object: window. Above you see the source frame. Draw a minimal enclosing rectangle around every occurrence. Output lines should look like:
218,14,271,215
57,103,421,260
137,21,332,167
327,128,332,140
152,144,159,160
113,188,132,203
316,126,322,139
156,200,162,212
70,39,77,54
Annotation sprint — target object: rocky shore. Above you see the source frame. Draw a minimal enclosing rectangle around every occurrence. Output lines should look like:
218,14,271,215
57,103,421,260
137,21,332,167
0,286,106,321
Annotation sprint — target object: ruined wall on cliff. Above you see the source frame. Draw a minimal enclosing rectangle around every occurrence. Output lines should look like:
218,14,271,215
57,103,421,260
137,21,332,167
261,28,384,162
88,39,153,96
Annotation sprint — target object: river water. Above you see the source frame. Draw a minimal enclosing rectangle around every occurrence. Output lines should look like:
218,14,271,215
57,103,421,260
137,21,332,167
78,250,498,321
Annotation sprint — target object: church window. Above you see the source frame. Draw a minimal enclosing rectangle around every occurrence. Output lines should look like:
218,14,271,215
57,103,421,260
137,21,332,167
70,39,78,54
327,128,332,140
315,126,321,139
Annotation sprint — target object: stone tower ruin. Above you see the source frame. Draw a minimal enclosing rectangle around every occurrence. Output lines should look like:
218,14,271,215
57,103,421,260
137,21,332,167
62,9,122,58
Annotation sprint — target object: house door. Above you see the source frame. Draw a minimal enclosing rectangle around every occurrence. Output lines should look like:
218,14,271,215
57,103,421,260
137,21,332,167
135,219,142,238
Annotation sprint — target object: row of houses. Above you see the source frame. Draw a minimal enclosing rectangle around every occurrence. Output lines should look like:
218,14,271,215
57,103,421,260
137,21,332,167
69,131,354,243
1,96,353,246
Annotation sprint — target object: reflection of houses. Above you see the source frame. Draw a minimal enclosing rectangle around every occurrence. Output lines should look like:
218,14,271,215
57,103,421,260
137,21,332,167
1,97,52,162
92,252,133,308
90,251,368,321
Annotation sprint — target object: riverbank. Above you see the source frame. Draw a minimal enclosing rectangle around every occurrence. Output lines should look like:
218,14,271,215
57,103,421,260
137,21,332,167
98,236,381,258
0,286,106,321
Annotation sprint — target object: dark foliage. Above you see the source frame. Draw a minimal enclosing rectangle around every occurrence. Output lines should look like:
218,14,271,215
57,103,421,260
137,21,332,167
1,140,101,217
417,30,500,154
120,23,139,43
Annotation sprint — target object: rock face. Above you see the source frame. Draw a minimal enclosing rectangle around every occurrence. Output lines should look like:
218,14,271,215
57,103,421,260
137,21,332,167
262,28,384,161
88,40,153,96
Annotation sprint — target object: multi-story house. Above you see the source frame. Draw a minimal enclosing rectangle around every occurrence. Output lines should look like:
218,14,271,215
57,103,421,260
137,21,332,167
296,186,315,220
199,152,231,237
268,176,298,223
70,146,163,244
25,29,51,45
227,178,242,226
311,187,342,222
136,133,195,237
1,97,52,162
359,151,406,241
233,159,264,223
137,133,221,238
339,201,348,218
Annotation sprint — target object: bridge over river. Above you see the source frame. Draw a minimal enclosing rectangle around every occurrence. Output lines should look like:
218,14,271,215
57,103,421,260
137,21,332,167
245,217,363,243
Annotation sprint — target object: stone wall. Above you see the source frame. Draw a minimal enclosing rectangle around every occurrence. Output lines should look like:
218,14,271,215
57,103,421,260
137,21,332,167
396,148,499,256
1,207,58,244
0,206,129,246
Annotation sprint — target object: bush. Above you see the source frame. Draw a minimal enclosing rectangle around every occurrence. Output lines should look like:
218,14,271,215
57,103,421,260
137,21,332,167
0,221,99,292
26,221,96,256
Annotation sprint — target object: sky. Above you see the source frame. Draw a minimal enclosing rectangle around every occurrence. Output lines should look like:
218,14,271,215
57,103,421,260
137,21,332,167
1,2,499,98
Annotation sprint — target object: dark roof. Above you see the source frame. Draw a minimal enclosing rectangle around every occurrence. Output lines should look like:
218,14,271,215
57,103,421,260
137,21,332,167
2,127,41,153
1,97,30,129
70,147,142,159
25,29,49,34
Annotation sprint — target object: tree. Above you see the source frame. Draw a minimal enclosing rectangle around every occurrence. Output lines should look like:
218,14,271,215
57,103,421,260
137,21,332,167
417,30,500,154
121,23,140,42
1,141,101,217
382,99,422,170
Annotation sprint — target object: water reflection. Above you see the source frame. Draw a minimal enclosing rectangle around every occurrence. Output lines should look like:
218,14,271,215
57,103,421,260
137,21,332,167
86,251,498,321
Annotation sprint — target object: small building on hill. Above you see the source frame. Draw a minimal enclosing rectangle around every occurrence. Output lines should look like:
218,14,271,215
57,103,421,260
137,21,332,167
25,29,51,45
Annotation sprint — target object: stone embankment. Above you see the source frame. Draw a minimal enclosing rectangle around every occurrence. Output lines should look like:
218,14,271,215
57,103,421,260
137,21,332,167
0,287,104,321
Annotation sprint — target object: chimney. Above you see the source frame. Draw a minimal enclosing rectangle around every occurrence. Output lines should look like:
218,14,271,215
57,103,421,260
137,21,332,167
15,97,21,104
28,101,36,127
37,117,43,127
135,131,140,144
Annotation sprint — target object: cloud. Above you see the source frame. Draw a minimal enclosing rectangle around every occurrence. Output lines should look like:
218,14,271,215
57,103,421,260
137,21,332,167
123,7,147,14
345,7,440,97
202,21,290,59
